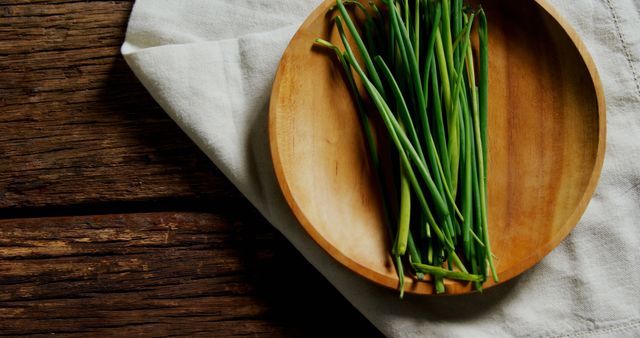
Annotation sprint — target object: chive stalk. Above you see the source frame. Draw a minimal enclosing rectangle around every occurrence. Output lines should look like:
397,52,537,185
318,0,496,295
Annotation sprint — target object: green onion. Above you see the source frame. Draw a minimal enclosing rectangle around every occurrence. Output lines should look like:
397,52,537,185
316,0,497,296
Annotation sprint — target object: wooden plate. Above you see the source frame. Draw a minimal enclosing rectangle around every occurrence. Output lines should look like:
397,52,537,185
269,0,606,295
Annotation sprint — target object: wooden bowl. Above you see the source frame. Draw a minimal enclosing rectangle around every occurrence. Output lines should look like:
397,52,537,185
269,0,606,295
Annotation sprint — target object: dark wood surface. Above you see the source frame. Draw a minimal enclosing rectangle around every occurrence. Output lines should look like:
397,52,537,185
0,1,383,336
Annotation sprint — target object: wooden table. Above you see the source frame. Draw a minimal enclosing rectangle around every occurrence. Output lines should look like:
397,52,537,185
0,1,382,336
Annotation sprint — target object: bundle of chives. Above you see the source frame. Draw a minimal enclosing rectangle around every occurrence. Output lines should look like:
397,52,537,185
315,0,497,295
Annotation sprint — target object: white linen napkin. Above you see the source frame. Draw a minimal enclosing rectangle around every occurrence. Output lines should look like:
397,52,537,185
121,0,640,336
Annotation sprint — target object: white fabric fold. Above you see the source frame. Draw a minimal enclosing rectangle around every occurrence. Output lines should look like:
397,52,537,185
122,0,640,336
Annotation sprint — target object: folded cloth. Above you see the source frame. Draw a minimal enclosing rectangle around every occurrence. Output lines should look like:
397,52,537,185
121,0,640,336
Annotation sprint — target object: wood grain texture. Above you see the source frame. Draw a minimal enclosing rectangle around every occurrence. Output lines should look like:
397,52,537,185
270,0,606,294
0,0,239,210
0,211,381,337
0,1,382,336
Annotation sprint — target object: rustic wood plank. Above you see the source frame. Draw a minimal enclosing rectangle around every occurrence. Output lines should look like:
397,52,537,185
0,1,134,55
0,210,382,337
0,0,239,209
